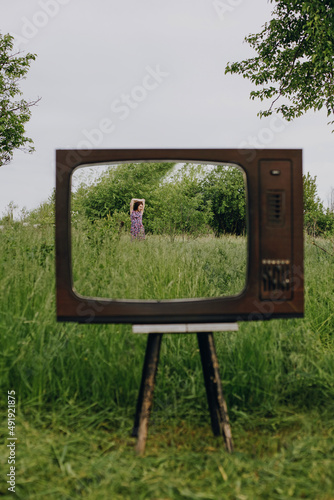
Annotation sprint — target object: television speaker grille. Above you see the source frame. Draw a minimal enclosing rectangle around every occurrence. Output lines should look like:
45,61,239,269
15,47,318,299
267,190,284,226
261,259,292,300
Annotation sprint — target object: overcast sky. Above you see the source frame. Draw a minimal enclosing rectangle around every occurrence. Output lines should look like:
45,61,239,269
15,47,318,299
1,0,333,218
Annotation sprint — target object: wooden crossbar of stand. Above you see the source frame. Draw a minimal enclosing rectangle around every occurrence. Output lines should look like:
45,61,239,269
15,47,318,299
131,327,235,455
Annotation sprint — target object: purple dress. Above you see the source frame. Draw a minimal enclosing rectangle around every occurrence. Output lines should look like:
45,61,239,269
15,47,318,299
130,210,145,240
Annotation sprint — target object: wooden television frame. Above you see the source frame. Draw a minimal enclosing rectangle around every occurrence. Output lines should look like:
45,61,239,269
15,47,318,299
55,149,304,324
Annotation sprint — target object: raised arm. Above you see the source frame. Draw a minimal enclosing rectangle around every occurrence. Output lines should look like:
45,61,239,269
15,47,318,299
130,198,135,215
130,198,145,215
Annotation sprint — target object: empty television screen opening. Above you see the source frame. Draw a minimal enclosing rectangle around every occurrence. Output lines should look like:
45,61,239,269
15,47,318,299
70,162,248,301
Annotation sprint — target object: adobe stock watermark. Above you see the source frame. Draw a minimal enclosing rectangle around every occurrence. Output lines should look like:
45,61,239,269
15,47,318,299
55,64,170,185
11,0,72,49
212,0,244,21
76,300,106,324
77,64,170,149
7,390,16,494
238,115,286,162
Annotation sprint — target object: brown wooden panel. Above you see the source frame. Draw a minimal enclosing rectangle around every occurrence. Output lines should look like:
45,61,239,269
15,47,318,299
259,161,292,300
55,149,304,324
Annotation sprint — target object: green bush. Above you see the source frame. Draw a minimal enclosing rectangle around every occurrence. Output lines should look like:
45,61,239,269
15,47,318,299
303,172,334,236
72,162,175,223
202,166,246,236
71,163,247,237
147,165,213,239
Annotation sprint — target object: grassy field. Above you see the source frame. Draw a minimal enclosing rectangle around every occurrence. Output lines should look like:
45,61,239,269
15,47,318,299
0,224,334,499
72,230,247,299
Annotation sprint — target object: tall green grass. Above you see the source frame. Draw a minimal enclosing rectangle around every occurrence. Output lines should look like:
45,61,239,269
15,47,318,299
0,225,333,498
1,410,333,499
1,225,333,415
72,230,247,299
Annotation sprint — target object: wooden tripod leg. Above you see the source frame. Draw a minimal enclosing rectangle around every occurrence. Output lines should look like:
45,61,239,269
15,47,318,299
197,332,233,453
132,333,163,455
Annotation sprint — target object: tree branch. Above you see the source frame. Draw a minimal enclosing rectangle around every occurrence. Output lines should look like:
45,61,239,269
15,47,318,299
268,35,308,113
6,96,41,113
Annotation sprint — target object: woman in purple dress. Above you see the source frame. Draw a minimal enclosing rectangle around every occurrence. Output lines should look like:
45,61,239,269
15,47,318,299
130,198,145,240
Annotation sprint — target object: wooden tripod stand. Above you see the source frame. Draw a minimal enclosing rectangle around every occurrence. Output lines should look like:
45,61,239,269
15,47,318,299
131,325,236,455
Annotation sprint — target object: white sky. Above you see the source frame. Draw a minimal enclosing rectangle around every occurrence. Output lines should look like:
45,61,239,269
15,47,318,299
1,0,333,218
